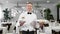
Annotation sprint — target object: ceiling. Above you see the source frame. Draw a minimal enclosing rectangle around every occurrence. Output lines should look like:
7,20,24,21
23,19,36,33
0,0,60,4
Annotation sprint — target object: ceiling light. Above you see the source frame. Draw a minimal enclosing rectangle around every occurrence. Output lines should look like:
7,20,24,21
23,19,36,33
47,0,50,3
6,1,9,3
43,8,46,10
22,7,25,9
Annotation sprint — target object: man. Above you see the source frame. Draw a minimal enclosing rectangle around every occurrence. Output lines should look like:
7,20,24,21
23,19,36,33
16,2,37,34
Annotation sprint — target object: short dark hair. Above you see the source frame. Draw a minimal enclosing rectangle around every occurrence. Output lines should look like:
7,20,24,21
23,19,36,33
26,2,33,5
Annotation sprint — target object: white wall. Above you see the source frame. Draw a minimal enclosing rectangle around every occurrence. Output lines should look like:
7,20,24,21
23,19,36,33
0,5,4,20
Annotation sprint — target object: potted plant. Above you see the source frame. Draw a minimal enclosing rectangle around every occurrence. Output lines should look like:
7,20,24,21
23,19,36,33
44,8,54,21
3,8,12,22
56,3,60,7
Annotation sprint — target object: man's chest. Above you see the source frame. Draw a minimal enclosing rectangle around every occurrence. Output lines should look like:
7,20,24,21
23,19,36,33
23,14,35,21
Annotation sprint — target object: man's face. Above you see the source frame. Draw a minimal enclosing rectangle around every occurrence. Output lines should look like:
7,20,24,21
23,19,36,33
26,4,32,12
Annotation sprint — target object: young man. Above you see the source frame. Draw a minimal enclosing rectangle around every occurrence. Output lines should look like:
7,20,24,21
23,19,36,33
16,2,37,34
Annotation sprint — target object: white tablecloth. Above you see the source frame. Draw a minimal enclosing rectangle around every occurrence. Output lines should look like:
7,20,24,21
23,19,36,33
0,26,7,34
51,26,60,32
37,27,52,34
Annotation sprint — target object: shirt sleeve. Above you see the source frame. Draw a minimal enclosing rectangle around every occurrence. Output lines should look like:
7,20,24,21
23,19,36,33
35,15,39,28
33,14,39,28
15,13,24,27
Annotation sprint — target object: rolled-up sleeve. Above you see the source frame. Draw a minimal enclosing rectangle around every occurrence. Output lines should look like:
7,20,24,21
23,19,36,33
15,13,24,27
34,15,39,28
15,13,24,34
35,15,40,29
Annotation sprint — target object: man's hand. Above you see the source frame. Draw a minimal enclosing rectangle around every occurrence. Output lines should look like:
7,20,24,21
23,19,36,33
19,21,25,26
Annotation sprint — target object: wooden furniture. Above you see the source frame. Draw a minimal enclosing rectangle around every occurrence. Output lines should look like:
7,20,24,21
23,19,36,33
2,23,12,31
0,30,2,34
0,27,7,34
52,30,60,34
52,26,60,34
1,22,12,31
19,31,37,34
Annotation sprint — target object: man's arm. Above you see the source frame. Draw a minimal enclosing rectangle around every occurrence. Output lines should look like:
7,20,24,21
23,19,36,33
15,13,25,27
31,14,38,28
15,13,24,34
34,15,39,29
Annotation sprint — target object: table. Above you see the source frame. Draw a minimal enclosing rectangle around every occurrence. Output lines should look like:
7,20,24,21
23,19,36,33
51,26,60,34
0,30,2,34
52,26,60,32
1,22,12,31
0,27,7,34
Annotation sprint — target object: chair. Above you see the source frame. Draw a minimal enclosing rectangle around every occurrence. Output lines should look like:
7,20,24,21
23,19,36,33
0,30,2,34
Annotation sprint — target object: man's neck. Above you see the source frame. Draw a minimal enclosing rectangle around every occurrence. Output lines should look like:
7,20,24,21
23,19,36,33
28,12,32,13
27,10,32,12
27,11,32,13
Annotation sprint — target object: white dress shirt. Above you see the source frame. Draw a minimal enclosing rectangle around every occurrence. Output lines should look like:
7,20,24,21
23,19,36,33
16,11,37,34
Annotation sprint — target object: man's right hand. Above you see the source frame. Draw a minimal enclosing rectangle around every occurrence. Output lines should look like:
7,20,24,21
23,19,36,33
19,21,25,26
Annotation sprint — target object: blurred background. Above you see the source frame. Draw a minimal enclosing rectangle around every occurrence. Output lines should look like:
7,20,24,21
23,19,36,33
0,0,60,22
0,0,60,34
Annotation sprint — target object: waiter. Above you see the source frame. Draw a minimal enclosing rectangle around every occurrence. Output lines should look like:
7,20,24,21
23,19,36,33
16,2,37,34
